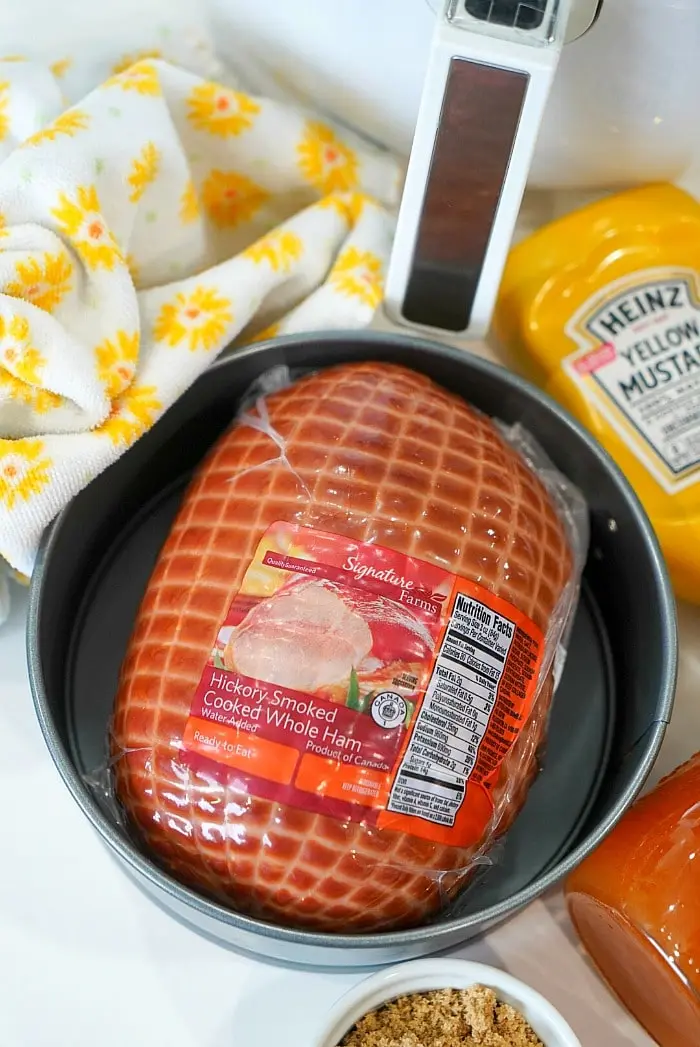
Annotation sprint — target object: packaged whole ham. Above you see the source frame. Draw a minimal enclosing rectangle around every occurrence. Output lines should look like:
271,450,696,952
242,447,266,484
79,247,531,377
108,361,588,934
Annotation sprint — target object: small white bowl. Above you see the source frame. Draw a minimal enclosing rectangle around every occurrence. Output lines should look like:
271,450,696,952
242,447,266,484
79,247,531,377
312,958,582,1047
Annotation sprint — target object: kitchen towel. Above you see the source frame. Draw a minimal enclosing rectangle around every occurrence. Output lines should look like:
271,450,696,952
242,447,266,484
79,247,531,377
0,56,401,584
0,0,227,110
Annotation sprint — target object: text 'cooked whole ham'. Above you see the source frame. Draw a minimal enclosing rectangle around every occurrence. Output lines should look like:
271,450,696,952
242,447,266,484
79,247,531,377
111,361,584,934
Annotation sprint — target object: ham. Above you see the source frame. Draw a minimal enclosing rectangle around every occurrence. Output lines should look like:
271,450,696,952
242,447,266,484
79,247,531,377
111,361,575,933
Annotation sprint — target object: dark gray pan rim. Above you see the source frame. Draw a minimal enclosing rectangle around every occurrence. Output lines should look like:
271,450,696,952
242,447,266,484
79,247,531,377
27,330,678,951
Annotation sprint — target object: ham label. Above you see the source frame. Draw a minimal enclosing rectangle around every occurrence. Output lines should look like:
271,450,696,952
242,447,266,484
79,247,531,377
183,520,544,849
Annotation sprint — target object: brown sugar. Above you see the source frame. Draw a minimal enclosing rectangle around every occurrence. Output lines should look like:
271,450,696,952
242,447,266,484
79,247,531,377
339,984,545,1047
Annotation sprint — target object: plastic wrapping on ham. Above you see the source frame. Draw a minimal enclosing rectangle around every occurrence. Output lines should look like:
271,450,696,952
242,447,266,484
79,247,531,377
109,361,587,933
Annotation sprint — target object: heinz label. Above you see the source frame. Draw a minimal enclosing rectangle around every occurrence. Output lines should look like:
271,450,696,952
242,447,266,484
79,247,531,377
564,268,700,493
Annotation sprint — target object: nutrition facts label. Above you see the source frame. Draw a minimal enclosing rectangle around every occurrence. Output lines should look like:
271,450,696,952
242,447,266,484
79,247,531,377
388,592,521,828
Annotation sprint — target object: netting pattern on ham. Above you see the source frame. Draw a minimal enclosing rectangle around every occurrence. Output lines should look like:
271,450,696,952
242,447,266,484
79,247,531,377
112,362,574,933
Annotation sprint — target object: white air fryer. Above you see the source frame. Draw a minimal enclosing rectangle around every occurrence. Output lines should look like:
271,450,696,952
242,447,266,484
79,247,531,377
384,0,604,341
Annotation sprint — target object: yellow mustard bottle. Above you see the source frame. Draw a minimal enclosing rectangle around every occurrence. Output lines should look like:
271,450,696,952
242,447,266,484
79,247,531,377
495,183,700,604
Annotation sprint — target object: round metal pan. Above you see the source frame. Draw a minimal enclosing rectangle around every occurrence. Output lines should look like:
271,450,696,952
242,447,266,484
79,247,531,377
27,331,677,969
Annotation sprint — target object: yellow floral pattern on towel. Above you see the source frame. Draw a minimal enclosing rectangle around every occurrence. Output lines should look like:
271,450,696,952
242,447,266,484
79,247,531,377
5,252,73,313
179,179,199,224
0,82,10,143
187,83,261,138
112,50,162,77
127,142,160,203
320,192,368,226
201,169,269,229
106,60,160,96
0,316,45,384
0,57,400,577
24,110,90,148
52,184,124,270
0,439,52,509
330,247,384,309
154,286,233,352
97,383,162,447
243,231,303,273
0,371,61,415
95,330,139,398
49,58,73,81
298,122,359,194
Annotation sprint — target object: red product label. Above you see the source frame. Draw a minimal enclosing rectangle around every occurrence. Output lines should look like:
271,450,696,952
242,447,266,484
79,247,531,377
181,523,544,848
573,342,617,375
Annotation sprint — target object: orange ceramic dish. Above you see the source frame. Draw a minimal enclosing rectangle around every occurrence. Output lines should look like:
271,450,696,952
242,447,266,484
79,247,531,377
566,754,700,1047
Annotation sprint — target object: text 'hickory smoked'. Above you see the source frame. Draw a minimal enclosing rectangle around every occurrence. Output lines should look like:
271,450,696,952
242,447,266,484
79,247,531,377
111,362,576,933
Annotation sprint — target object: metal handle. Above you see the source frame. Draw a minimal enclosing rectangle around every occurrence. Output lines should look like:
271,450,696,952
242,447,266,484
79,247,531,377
384,0,603,340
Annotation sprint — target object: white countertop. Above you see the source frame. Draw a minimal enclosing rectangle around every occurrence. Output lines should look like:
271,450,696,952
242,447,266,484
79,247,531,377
4,584,700,1047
